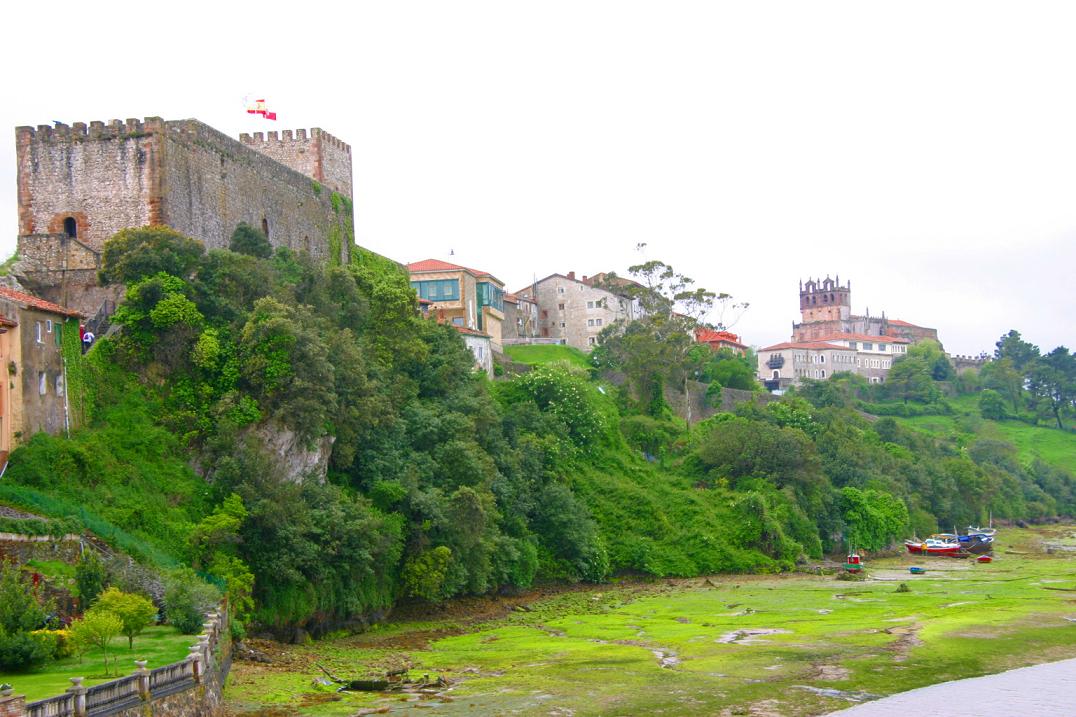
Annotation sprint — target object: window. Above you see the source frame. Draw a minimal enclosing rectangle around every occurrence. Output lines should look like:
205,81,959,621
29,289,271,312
46,319,53,333
411,279,461,302
35,321,42,343
588,337,597,346
819,355,826,364
586,301,595,309
63,217,77,238
558,287,565,294
55,375,64,396
558,303,565,311
862,342,873,351
595,318,602,326
820,370,826,378
559,321,566,328
477,282,504,311
451,317,464,326
261,218,270,239
38,372,46,395
848,341,857,350
587,319,594,326
879,343,888,351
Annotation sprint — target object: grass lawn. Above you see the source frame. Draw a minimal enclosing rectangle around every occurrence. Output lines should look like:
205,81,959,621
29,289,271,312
505,344,592,370
0,625,197,703
224,525,1076,716
894,395,1076,469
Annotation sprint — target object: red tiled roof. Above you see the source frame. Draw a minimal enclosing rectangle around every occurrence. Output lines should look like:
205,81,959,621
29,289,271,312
0,286,82,317
696,328,746,348
454,326,491,338
814,332,910,344
761,341,849,351
887,319,921,328
407,259,503,286
0,316,16,328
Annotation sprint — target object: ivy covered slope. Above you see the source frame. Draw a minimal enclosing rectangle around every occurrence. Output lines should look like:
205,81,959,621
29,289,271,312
1,227,1073,638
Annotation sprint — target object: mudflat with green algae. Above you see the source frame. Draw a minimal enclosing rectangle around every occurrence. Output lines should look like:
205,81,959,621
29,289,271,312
224,526,1076,716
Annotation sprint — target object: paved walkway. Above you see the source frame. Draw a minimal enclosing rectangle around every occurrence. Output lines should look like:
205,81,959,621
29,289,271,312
828,657,1076,716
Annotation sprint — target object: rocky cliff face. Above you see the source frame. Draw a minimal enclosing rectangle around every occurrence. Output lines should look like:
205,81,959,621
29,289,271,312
251,420,335,483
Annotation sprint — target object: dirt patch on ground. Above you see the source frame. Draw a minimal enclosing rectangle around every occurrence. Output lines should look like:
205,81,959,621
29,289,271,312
813,664,851,681
883,624,923,662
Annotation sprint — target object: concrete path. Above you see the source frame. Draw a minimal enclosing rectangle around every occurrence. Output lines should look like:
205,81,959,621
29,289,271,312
828,657,1076,716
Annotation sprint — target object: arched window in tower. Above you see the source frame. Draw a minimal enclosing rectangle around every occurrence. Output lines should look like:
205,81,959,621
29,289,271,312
261,218,269,240
772,370,779,380
63,217,77,239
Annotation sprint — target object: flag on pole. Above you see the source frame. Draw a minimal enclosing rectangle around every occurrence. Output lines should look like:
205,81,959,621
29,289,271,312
245,98,277,121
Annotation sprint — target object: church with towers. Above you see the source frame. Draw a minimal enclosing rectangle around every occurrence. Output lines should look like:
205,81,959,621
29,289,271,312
791,275,938,345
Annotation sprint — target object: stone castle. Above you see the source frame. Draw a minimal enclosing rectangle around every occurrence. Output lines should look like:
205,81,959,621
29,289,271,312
791,275,939,345
12,117,355,317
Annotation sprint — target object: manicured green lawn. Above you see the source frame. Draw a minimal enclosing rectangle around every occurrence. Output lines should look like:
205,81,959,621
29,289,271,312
0,626,196,702
505,344,592,369
225,526,1076,716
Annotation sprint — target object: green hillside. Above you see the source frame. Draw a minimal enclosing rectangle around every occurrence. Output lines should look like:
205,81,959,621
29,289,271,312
505,343,592,369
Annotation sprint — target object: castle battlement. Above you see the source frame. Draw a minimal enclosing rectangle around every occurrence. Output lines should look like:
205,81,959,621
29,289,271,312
239,127,352,154
16,117,166,142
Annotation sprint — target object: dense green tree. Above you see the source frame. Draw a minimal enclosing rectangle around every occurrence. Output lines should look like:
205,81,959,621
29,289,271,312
995,330,1041,371
93,587,157,649
885,356,938,404
980,357,1025,412
1027,346,1075,429
979,389,1007,420
229,222,273,258
99,226,205,285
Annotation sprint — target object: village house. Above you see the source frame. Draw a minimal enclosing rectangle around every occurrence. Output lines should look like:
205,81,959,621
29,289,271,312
0,286,84,463
515,272,644,352
502,292,540,341
407,259,506,354
756,341,858,392
695,328,748,356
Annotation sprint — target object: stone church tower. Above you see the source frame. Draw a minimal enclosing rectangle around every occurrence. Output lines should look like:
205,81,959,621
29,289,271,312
799,275,851,323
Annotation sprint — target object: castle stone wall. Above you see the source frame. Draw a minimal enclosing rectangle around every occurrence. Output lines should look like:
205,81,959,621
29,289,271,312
159,120,350,263
15,120,162,251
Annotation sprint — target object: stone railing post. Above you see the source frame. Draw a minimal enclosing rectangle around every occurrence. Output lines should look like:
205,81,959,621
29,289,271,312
134,660,150,701
188,646,203,684
0,687,28,717
66,677,87,717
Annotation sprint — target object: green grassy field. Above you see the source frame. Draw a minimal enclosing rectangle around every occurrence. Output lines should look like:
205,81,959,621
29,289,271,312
505,344,593,369
224,525,1076,716
893,394,1076,469
0,626,196,702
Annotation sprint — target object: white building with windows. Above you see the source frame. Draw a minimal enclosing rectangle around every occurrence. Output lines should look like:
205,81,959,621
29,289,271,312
757,333,911,391
515,271,644,352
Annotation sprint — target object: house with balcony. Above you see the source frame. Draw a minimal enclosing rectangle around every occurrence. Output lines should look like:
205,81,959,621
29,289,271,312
408,258,506,361
756,341,858,392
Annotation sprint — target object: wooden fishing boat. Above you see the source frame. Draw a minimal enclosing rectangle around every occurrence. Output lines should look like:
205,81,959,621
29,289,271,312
904,537,963,556
845,552,864,573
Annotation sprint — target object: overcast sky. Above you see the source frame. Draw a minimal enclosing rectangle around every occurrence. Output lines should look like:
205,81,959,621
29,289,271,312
1,1,1073,355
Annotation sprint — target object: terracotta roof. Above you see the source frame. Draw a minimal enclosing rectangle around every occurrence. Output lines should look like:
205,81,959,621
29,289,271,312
0,316,16,328
761,341,849,352
454,326,491,338
695,328,745,347
0,286,82,317
407,258,504,286
814,332,910,344
887,319,922,328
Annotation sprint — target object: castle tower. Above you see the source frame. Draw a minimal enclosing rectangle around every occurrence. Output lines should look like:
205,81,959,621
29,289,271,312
239,128,352,197
799,275,851,323
13,116,355,317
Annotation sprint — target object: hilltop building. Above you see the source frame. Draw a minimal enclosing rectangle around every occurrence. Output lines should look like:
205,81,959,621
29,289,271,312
695,329,748,356
407,259,506,368
515,272,644,352
13,117,354,318
791,276,938,344
760,275,938,391
502,292,539,341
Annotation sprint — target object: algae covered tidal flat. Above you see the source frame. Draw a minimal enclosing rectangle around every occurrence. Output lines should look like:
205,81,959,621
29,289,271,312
224,526,1076,716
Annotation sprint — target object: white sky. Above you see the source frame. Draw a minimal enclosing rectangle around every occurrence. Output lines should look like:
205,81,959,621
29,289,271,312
1,1,1074,355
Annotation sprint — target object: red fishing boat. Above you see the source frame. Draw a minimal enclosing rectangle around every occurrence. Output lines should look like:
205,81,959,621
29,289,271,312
904,537,963,556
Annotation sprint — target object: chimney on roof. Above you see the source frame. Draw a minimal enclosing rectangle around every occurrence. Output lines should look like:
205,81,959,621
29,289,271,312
567,271,576,281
